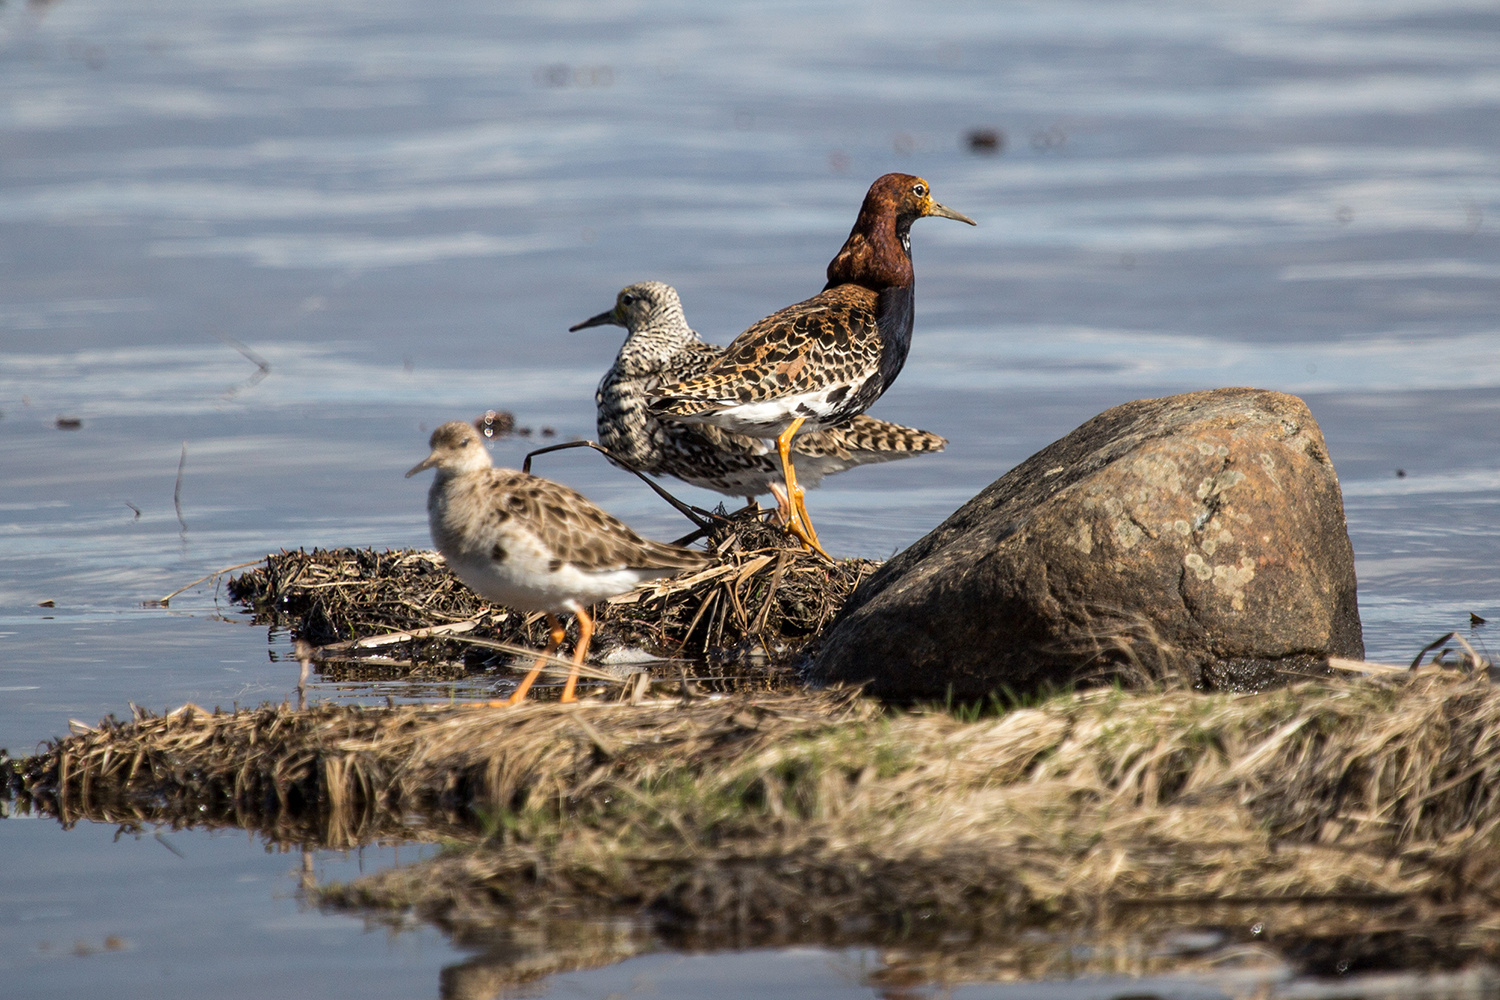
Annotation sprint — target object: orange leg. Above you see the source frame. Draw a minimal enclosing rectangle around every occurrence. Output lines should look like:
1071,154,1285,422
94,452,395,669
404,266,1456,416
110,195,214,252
559,607,594,704
486,613,566,707
767,482,793,523
776,417,832,561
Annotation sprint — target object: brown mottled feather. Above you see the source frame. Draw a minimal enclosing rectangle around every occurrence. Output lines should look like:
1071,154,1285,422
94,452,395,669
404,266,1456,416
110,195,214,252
459,470,707,574
653,285,881,413
648,174,971,437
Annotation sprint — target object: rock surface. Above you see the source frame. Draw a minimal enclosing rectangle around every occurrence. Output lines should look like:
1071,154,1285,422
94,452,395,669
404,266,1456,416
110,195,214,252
812,388,1364,698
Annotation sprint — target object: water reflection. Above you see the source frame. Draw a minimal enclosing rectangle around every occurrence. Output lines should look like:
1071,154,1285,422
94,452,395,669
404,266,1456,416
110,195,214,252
12,786,1489,1000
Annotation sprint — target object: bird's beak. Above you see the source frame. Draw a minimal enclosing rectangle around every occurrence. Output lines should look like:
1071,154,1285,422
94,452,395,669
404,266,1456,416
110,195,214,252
569,307,619,331
924,198,977,226
405,452,438,478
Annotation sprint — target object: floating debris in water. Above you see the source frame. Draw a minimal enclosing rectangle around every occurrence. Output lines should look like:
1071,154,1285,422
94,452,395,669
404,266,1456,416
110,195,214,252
1408,630,1493,673
534,63,613,88
474,409,515,438
966,127,1003,154
55,416,82,430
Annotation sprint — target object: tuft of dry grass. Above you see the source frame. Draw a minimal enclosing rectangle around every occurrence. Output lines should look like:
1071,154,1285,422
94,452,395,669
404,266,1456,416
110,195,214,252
226,508,875,696
5,689,871,849
10,667,1500,963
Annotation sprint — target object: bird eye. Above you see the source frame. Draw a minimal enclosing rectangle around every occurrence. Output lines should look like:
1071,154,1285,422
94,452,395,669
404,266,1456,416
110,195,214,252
621,293,637,305
913,182,928,198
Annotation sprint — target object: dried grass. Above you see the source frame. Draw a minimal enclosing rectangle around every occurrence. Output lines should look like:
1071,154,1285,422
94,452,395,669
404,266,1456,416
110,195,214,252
10,667,1500,962
225,508,874,695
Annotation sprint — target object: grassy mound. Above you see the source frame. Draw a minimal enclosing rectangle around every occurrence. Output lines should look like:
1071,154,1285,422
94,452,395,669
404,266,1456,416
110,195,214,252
9,668,1500,967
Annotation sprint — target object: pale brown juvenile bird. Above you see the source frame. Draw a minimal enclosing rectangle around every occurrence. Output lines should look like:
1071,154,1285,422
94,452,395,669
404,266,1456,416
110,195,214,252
407,421,708,704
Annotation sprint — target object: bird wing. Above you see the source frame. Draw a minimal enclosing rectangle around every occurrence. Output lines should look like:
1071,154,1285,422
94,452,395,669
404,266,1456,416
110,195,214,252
486,472,707,574
651,285,881,415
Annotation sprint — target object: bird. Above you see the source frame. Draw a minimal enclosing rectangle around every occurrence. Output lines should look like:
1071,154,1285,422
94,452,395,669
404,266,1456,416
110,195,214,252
648,173,975,558
570,280,947,515
406,420,710,705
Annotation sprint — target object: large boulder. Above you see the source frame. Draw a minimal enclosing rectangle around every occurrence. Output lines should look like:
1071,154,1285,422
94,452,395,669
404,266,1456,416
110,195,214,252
812,388,1363,698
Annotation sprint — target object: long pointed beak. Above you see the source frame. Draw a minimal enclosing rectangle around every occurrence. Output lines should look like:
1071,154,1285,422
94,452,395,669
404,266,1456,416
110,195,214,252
925,199,976,226
405,453,438,478
569,308,619,332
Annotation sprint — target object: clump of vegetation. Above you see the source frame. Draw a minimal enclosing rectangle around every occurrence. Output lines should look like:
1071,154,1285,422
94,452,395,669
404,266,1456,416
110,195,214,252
5,689,869,848
9,667,1500,969
225,508,875,695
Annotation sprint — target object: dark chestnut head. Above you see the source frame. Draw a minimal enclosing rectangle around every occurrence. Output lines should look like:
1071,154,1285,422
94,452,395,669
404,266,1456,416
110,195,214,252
825,174,975,290
865,173,976,228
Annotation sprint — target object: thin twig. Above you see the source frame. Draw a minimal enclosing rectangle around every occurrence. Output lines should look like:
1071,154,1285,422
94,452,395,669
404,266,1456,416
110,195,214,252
523,439,717,530
1408,632,1490,672
521,438,602,473
570,715,617,758
1327,656,1408,675
317,619,484,652
154,832,187,859
433,634,622,684
753,551,791,632
680,588,719,647
173,442,188,535
215,331,271,396
155,559,264,607
724,577,748,630
1411,632,1459,671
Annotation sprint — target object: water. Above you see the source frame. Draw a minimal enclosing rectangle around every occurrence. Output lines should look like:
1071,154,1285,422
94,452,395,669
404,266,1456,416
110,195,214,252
2,0,1498,994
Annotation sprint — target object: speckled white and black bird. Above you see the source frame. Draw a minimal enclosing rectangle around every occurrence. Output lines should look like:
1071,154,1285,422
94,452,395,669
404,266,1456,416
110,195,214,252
648,174,975,558
406,420,709,704
571,280,947,512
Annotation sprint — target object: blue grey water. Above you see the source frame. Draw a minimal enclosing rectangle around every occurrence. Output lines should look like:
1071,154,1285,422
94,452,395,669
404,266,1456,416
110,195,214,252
2,0,1497,995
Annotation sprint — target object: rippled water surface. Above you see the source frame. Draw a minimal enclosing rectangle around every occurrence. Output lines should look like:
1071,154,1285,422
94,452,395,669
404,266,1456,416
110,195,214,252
3,0,1498,995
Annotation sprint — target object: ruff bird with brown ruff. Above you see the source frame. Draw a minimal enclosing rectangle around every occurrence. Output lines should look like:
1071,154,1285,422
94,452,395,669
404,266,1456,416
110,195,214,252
647,174,974,558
